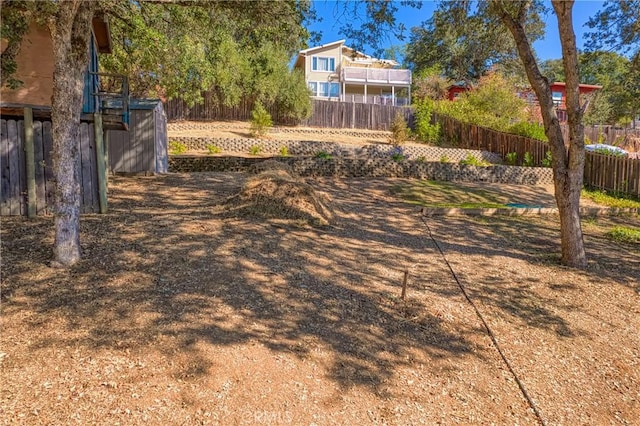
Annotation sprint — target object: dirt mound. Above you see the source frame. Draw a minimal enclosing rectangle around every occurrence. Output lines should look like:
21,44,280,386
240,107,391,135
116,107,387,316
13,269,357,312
224,169,333,226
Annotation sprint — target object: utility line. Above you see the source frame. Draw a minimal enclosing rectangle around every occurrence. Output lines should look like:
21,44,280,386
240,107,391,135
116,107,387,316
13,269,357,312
421,216,547,426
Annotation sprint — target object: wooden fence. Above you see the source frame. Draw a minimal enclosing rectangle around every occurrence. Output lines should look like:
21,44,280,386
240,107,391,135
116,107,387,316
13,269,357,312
584,152,640,198
569,125,640,149
165,97,413,130
433,113,640,197
432,113,550,166
0,118,100,215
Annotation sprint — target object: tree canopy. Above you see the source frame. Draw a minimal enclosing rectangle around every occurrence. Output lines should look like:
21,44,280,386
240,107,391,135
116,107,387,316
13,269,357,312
404,1,544,83
98,0,313,108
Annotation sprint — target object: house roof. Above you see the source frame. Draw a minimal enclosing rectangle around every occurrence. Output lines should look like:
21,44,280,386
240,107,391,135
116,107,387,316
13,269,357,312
551,81,603,90
298,39,346,55
295,40,399,68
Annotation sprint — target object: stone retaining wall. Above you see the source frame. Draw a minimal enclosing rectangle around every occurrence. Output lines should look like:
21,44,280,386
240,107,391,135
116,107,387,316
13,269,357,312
169,137,504,164
168,156,555,185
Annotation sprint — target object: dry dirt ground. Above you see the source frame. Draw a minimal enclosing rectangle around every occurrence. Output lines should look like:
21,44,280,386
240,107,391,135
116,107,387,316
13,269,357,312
1,172,639,425
167,121,398,147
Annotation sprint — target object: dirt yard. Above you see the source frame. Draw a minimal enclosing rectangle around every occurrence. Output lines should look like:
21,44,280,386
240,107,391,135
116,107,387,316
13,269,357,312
1,173,639,425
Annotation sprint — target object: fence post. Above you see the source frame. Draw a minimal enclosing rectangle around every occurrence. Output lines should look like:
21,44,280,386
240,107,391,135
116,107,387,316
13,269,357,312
94,113,108,214
23,107,37,218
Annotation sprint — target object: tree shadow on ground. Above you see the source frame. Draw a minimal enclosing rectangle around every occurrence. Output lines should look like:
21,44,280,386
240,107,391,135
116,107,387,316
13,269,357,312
3,174,636,396
2,173,481,395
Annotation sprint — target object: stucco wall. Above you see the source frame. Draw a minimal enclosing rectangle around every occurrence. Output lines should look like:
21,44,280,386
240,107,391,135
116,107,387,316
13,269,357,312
0,22,55,107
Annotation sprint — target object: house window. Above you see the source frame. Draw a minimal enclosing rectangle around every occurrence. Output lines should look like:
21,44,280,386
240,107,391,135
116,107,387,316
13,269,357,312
552,91,563,106
312,56,336,72
318,82,340,97
308,82,318,95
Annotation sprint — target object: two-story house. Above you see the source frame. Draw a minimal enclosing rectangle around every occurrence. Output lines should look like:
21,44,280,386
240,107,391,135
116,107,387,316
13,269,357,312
294,40,412,106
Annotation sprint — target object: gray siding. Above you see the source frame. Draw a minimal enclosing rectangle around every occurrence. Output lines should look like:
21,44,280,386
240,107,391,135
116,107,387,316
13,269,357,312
107,101,167,173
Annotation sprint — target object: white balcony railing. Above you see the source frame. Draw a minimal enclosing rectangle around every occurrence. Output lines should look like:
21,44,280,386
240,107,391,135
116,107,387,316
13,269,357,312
342,67,411,85
341,94,410,106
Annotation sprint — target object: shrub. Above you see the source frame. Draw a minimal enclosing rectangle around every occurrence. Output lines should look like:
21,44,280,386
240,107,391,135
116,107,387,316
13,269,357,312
389,112,409,145
459,154,489,166
390,146,405,162
314,150,332,159
508,121,547,141
413,98,441,144
274,69,312,122
505,152,518,166
249,145,263,156
249,102,272,138
416,156,427,163
440,155,450,163
279,146,289,157
523,152,534,167
435,72,527,132
206,144,222,154
169,140,187,155
541,151,553,167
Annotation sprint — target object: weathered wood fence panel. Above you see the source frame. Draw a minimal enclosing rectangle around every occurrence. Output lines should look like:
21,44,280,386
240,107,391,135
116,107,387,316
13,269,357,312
433,113,640,197
562,125,640,150
432,113,551,166
164,98,413,130
584,153,640,198
0,118,100,215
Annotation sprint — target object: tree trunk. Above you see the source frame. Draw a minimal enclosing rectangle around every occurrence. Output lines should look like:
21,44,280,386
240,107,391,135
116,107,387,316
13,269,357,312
552,0,587,268
48,1,96,267
492,0,587,268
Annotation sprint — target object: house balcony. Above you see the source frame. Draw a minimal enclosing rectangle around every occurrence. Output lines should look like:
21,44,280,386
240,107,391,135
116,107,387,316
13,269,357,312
341,67,412,86
340,94,411,106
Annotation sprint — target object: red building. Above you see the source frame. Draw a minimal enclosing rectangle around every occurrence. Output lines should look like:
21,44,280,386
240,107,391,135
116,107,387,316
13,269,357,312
446,81,473,101
548,82,602,122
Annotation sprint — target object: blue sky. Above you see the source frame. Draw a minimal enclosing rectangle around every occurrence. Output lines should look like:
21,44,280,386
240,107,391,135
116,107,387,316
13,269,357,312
308,0,606,62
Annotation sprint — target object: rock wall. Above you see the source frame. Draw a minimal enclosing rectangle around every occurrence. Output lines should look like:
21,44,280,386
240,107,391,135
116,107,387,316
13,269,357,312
168,156,554,185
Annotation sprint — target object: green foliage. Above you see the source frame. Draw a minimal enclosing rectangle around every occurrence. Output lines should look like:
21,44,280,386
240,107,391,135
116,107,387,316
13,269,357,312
434,72,528,132
413,98,441,144
541,151,553,167
405,2,543,82
249,102,272,138
99,1,313,107
274,69,312,122
592,147,627,157
416,156,427,163
522,152,534,167
508,121,547,141
389,112,409,145
248,145,263,156
440,155,450,163
581,189,640,208
169,141,188,155
279,146,289,157
314,151,332,159
606,226,640,244
390,146,405,162
206,144,222,154
505,152,518,166
459,154,489,167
